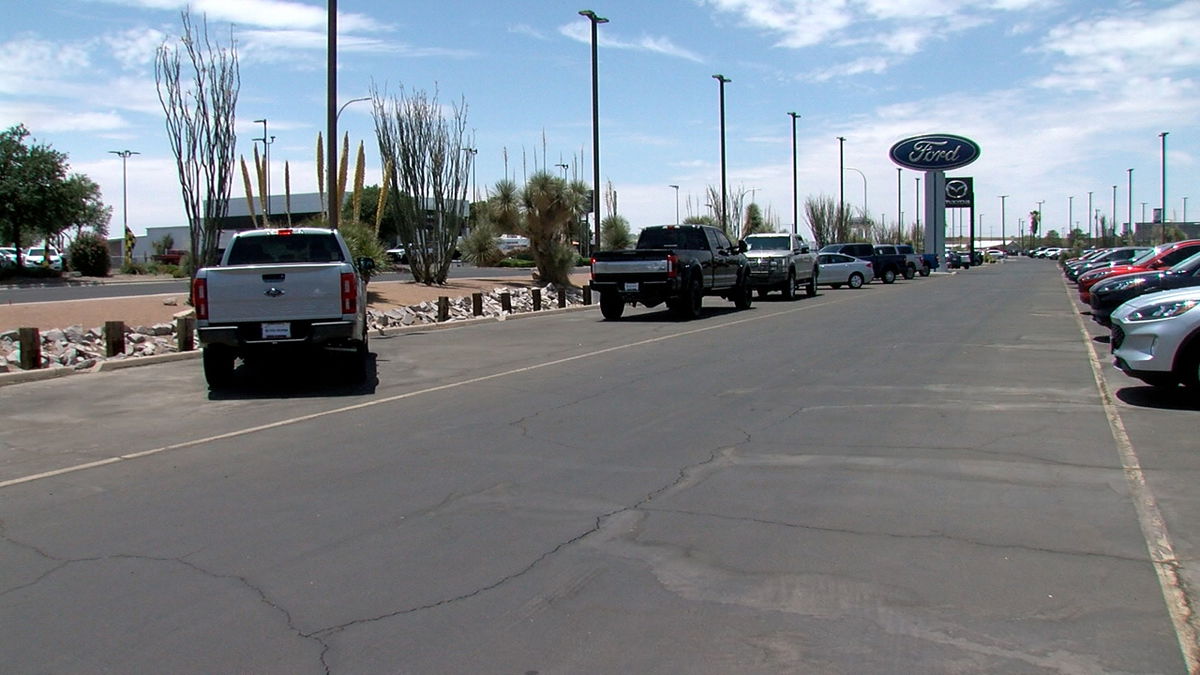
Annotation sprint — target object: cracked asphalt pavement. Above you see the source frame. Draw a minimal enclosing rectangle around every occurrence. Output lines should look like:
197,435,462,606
1,258,1197,673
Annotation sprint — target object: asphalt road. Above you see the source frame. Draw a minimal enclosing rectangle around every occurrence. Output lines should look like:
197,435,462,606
0,265,558,304
1,258,1197,673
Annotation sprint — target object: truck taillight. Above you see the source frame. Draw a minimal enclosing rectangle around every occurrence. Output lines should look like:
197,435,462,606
192,278,208,320
341,273,357,314
590,257,597,281
667,254,678,278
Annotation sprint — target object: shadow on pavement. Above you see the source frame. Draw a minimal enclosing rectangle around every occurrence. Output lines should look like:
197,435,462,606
1115,385,1200,412
207,353,379,400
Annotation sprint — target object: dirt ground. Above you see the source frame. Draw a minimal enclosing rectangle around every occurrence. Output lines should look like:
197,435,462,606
0,272,591,333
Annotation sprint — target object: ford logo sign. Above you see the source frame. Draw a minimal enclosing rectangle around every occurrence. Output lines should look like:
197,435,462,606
889,134,980,171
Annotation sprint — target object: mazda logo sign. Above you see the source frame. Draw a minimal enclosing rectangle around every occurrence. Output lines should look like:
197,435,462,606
946,180,970,199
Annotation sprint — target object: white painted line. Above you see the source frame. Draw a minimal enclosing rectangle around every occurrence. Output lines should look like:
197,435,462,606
1064,278,1200,672
0,294,860,491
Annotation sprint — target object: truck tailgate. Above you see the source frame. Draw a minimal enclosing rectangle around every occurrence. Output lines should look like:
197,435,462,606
205,264,347,323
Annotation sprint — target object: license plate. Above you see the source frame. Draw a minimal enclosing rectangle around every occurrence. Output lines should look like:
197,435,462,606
262,322,291,339
622,282,639,292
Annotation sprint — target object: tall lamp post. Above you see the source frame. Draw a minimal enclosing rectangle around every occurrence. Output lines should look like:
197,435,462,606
1068,195,1074,243
253,118,271,218
837,136,846,231
1160,131,1169,243
580,10,608,256
1087,191,1093,245
1111,185,1117,246
1036,199,1045,249
998,195,1007,250
845,167,867,217
108,149,140,256
788,112,800,236
713,74,731,234
1127,168,1134,240
668,184,680,225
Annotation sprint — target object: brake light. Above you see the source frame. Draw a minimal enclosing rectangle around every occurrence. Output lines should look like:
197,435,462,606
193,277,208,320
341,272,357,313
666,253,678,279
590,257,597,281
277,229,293,236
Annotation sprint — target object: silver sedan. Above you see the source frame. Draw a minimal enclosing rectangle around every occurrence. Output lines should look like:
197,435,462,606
817,252,872,288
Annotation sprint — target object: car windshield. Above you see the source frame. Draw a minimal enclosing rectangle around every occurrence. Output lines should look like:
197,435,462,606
1130,245,1165,266
1170,250,1200,275
225,233,344,265
746,236,791,251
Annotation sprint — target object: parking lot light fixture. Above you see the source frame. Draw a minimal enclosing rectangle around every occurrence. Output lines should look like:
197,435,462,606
713,74,731,234
580,9,608,256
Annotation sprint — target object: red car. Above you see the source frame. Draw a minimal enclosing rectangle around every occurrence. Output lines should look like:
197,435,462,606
1077,240,1200,303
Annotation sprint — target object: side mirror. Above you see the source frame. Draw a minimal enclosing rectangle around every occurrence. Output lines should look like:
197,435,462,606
357,256,376,272
737,240,747,254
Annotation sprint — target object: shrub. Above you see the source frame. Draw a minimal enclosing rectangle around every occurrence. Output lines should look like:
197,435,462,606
68,232,111,277
336,219,388,280
460,220,504,267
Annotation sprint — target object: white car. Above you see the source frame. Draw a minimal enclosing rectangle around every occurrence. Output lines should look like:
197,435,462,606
1,246,18,269
23,246,63,271
1110,286,1200,390
817,252,872,289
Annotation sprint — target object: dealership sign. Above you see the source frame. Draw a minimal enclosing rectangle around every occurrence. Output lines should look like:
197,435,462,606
945,177,974,208
889,134,980,171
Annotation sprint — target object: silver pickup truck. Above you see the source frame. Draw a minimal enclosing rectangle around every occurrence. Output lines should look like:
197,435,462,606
192,227,374,388
742,232,819,299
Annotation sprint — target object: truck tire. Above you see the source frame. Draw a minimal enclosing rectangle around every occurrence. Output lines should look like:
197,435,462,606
781,270,796,300
903,264,916,280
202,346,235,388
675,276,703,320
848,272,864,289
882,268,897,284
805,268,818,297
919,266,931,277
733,274,753,310
600,292,625,320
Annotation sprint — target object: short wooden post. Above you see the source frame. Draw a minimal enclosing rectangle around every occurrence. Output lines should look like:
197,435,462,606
176,316,195,352
437,296,450,322
472,292,483,317
584,284,594,305
532,288,542,311
558,288,567,308
500,292,512,313
104,321,125,358
18,327,40,370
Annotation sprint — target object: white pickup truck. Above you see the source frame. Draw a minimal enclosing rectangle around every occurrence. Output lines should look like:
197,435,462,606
193,227,374,388
742,232,819,299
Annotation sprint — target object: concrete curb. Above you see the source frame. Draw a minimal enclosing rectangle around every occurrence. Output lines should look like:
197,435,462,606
0,303,599,388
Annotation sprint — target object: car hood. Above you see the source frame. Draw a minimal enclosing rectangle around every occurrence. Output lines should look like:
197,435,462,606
1092,271,1163,294
743,251,790,259
1082,264,1144,283
1113,285,1200,316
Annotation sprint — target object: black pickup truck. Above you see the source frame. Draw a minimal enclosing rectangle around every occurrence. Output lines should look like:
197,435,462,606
818,242,907,284
590,224,753,320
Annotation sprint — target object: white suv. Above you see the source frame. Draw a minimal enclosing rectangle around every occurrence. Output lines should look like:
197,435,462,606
1110,286,1200,390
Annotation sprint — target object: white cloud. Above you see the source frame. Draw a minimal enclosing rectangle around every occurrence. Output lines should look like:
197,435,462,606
103,27,167,70
98,0,384,34
559,23,704,63
508,24,548,41
0,36,91,95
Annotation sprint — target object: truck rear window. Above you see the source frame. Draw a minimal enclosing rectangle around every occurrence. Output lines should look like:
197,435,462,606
637,228,708,250
226,234,344,265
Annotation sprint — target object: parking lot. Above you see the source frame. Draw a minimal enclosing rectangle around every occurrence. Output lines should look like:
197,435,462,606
1,257,1197,672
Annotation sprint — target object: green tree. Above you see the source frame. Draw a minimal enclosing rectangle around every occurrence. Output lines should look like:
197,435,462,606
683,214,716,227
601,214,632,250
517,171,578,286
0,124,68,264
742,203,769,238
1043,229,1063,246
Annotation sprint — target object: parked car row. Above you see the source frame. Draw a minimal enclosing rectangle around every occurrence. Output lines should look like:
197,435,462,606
589,225,938,321
1062,241,1200,392
1,245,64,271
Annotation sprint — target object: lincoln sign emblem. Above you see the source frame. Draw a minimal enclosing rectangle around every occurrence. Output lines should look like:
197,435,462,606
889,134,980,171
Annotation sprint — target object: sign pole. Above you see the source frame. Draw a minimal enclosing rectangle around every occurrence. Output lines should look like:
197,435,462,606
924,171,946,266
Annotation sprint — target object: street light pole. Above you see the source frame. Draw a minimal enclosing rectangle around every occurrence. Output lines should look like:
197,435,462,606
1068,195,1074,243
1127,168,1134,240
845,167,867,217
580,10,608,256
998,195,1008,249
788,112,800,236
327,0,338,229
896,167,902,241
253,118,270,218
837,136,846,232
1160,131,1169,243
713,74,731,235
669,184,679,225
1036,200,1045,248
1087,191,1093,245
108,150,140,245
1111,185,1117,246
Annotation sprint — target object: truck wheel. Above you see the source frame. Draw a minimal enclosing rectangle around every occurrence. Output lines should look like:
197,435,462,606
676,276,703,320
781,270,796,300
805,268,818,297
733,275,753,310
202,346,235,388
848,272,864,289
903,264,916,280
919,266,931,277
882,268,897,284
600,292,625,320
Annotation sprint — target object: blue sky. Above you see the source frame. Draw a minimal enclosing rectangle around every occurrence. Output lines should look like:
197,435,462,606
2,0,1197,243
